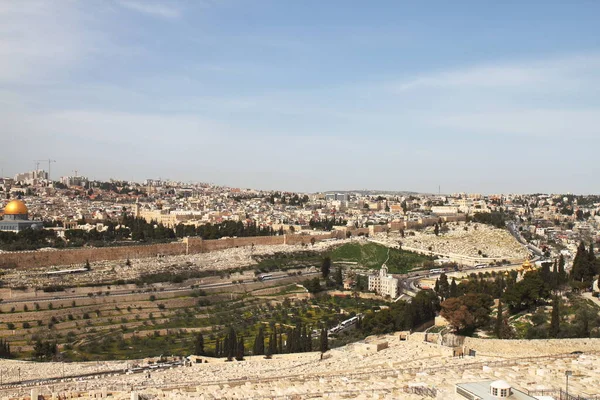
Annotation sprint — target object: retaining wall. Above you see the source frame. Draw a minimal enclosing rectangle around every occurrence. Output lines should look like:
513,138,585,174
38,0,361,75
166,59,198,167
462,337,600,357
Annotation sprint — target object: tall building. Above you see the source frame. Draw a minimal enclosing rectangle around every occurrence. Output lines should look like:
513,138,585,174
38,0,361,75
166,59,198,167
14,170,48,185
368,265,399,298
0,200,43,232
60,175,88,187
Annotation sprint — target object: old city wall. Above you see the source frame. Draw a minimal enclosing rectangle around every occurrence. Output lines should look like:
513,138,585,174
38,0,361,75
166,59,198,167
0,218,468,269
0,242,187,270
462,336,600,357
0,233,338,269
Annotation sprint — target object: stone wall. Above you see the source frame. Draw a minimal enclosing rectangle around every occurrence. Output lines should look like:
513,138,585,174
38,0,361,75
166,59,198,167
0,242,186,270
462,337,600,357
0,217,468,270
0,233,339,269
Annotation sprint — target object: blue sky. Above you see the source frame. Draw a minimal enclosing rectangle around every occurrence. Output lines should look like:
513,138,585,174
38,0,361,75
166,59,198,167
1,1,599,194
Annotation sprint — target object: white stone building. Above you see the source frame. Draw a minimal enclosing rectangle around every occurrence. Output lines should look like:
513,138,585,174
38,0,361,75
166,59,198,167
368,264,399,298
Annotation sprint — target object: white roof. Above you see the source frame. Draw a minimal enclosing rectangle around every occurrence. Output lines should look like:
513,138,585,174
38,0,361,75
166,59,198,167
490,380,511,389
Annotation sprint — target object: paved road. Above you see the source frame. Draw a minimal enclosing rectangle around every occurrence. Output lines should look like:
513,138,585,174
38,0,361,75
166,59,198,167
0,271,320,305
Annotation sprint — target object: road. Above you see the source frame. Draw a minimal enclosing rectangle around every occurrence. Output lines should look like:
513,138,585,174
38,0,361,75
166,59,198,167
0,271,320,305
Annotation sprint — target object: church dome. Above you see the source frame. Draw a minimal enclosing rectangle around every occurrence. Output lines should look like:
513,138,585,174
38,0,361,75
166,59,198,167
3,200,28,215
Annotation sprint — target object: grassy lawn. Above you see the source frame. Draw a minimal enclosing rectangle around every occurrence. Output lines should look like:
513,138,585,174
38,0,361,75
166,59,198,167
331,242,432,273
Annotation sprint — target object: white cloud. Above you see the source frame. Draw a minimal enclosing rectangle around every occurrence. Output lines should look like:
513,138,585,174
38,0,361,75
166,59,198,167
115,0,181,19
391,53,600,92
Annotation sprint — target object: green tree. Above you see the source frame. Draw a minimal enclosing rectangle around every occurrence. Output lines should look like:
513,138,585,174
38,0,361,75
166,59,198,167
449,278,458,298
225,326,236,361
503,271,550,313
571,242,595,285
303,277,322,294
589,242,598,275
194,333,204,356
550,296,560,338
434,223,440,236
495,300,503,338
440,293,493,334
321,257,331,278
235,336,245,361
334,267,343,287
438,273,450,300
267,332,276,357
253,326,265,356
558,254,567,283
319,328,328,353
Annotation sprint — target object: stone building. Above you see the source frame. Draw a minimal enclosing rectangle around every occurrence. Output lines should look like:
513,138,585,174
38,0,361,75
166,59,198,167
368,264,399,298
0,200,43,232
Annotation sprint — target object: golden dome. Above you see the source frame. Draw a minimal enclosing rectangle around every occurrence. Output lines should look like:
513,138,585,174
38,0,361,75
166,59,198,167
3,200,28,215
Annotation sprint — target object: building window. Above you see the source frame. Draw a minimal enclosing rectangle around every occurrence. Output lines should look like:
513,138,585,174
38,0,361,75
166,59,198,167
491,387,498,396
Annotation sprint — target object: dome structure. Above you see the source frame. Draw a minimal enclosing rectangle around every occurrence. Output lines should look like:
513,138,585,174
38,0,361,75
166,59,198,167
3,200,28,216
0,199,42,232
490,380,512,398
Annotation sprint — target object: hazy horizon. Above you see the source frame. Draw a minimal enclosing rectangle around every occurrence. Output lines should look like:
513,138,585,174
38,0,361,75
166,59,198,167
2,1,599,194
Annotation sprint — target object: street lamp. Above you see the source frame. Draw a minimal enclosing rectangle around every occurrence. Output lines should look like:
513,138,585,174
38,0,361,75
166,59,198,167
565,370,572,397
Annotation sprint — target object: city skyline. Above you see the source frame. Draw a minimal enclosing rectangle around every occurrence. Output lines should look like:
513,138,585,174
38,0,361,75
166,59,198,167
2,1,600,193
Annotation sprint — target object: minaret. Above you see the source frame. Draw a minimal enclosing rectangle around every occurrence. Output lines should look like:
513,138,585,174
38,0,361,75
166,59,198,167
134,197,141,218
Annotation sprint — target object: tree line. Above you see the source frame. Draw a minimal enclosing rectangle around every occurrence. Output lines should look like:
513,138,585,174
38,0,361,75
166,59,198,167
0,338,12,358
193,323,328,360
435,245,600,338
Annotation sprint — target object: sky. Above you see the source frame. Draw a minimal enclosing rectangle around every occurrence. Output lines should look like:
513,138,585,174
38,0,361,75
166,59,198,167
1,0,599,194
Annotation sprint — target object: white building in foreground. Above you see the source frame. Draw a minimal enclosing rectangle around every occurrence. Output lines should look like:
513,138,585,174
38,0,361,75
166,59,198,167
368,264,399,298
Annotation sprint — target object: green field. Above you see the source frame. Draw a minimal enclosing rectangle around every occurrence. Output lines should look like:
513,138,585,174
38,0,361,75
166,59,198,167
330,242,432,273
253,242,433,274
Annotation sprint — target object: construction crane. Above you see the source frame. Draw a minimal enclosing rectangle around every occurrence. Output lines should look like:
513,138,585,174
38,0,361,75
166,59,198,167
35,159,56,181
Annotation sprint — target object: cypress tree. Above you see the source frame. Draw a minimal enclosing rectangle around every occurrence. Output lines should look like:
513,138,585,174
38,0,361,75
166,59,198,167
558,254,566,283
495,300,503,338
550,296,560,338
321,256,331,278
319,328,328,354
571,242,587,282
194,333,204,356
267,332,275,357
277,329,283,354
253,326,265,356
236,336,244,361
449,278,458,298
589,243,597,275
302,326,309,352
226,327,236,361
334,267,343,287
285,328,293,353
552,260,559,289
439,273,450,300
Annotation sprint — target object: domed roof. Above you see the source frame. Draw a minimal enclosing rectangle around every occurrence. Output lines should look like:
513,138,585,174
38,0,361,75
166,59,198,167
490,380,511,390
3,200,28,215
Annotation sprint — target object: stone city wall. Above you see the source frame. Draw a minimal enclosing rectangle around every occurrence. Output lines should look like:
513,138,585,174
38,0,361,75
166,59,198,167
0,233,339,269
0,217,467,270
0,242,186,270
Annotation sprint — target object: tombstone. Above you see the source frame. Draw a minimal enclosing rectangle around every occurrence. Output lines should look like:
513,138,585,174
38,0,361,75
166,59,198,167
31,389,39,400
130,392,139,400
